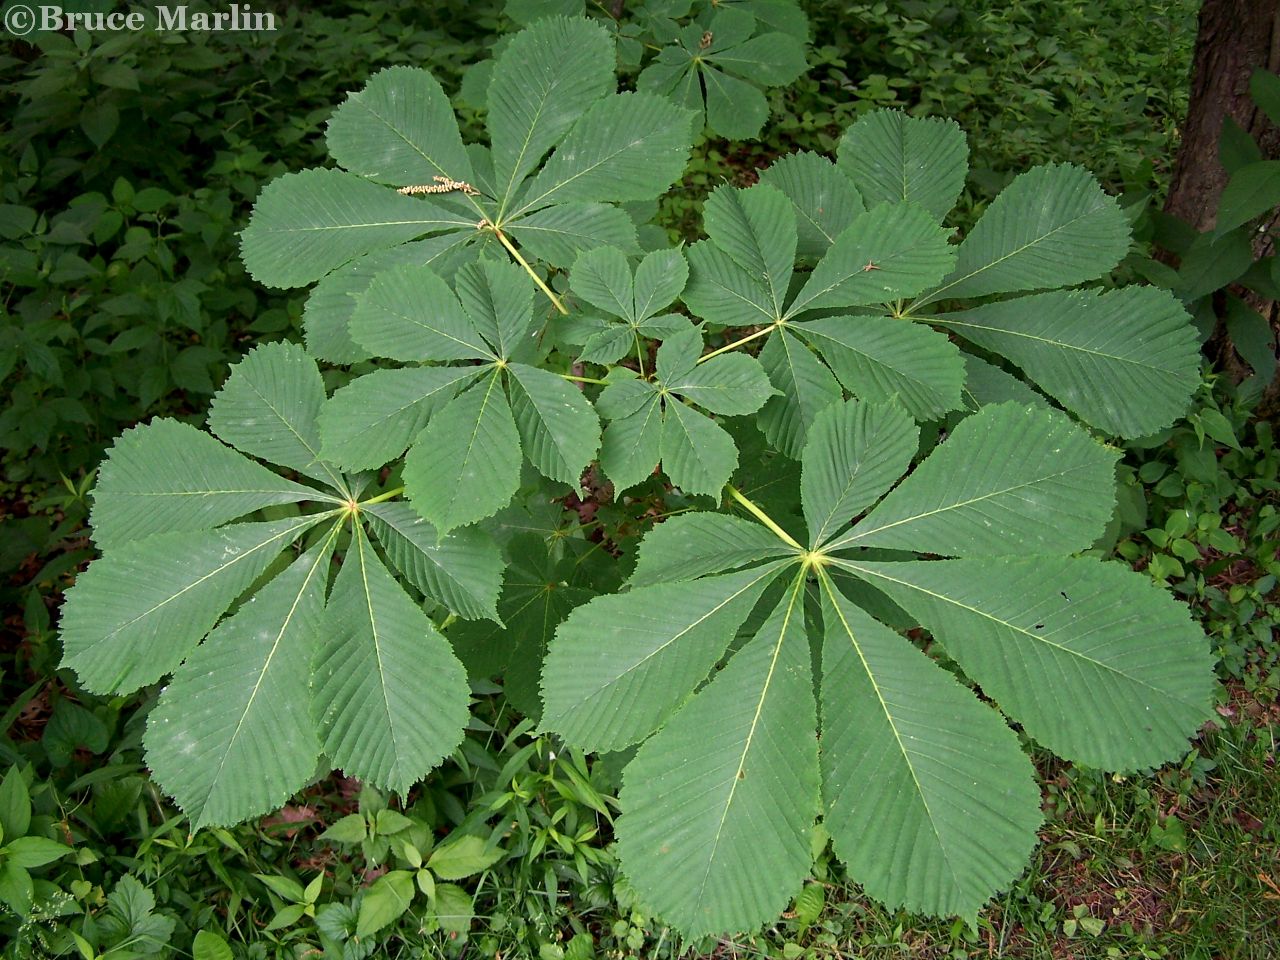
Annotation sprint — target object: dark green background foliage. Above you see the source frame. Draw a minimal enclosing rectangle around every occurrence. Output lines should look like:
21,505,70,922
2,1,1278,958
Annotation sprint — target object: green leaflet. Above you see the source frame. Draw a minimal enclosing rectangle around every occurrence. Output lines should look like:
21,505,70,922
833,556,1216,770
793,315,965,421
784,203,958,316
301,236,478,364
513,91,696,215
318,367,482,472
703,180,796,318
90,419,321,550
629,512,798,586
756,328,842,459
837,110,969,221
239,169,473,289
487,16,615,212
503,202,640,267
759,151,866,259
507,363,601,485
817,575,1042,917
831,403,1119,557
540,562,791,752
403,371,524,535
325,65,474,188
800,399,917,548
614,573,820,937
917,162,1130,304
207,341,346,490
350,263,496,363
146,530,339,829
365,502,505,623
935,287,1202,438
313,525,470,794
60,514,326,695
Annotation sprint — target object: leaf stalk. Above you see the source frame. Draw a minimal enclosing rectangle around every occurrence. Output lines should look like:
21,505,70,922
725,484,805,551
491,225,569,315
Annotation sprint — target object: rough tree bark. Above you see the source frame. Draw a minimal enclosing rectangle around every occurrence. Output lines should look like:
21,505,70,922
1164,0,1280,412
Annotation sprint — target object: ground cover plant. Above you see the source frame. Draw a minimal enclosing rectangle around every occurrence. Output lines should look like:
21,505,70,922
47,8,1225,943
3,1,1277,958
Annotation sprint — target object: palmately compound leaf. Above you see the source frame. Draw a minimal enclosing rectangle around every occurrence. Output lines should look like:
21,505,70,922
146,530,339,829
242,17,693,330
682,181,956,453
313,525,470,794
568,246,694,363
836,110,969,222
638,7,807,140
934,287,1202,438
542,395,1213,937
596,330,773,497
614,574,820,937
89,419,320,550
62,343,486,829
817,577,1042,917
834,555,1215,770
829,403,1120,557
339,259,599,531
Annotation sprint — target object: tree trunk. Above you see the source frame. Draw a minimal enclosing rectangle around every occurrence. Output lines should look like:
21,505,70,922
1164,0,1280,413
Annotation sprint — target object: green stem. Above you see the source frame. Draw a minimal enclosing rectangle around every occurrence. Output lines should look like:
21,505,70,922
493,226,568,315
697,324,777,364
633,329,647,379
360,486,404,506
726,484,805,551
561,373,608,386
